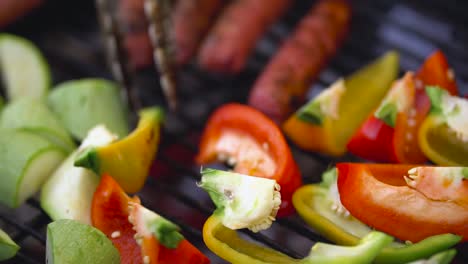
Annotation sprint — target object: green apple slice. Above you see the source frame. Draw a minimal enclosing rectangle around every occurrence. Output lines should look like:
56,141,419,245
41,125,118,224
0,129,66,208
46,219,120,264
48,78,129,140
0,229,19,261
0,33,51,101
1,97,76,153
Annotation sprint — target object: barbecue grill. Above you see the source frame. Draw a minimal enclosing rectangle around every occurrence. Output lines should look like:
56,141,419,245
1,0,467,263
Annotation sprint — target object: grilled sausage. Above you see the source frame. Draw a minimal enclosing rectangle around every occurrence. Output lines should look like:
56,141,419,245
118,0,224,69
173,0,224,65
0,0,42,28
198,0,291,74
248,0,351,123
117,0,153,69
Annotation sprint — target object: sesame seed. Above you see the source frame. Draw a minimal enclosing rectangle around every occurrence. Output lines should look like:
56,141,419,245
406,133,413,141
262,142,269,150
217,153,227,161
407,119,416,127
227,156,237,166
408,167,418,174
409,108,417,117
111,231,121,238
447,68,455,81
415,79,424,90
143,255,150,264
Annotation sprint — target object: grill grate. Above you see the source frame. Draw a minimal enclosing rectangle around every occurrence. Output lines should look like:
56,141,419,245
1,0,468,263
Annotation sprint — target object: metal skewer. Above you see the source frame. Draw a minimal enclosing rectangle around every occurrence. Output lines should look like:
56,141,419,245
144,0,178,110
95,0,142,112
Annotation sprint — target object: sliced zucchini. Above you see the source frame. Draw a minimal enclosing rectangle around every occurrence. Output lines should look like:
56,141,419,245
0,229,19,261
0,33,50,101
48,78,129,140
0,129,66,208
41,125,118,224
1,97,76,153
46,219,120,264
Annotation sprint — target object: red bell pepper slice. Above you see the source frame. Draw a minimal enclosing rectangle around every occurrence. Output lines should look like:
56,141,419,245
336,163,468,242
91,174,209,264
196,103,302,217
347,50,458,163
416,50,458,96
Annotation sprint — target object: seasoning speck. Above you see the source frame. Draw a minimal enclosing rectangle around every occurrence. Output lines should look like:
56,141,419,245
111,231,121,238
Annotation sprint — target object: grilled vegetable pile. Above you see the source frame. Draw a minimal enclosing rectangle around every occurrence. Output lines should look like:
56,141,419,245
0,1,467,262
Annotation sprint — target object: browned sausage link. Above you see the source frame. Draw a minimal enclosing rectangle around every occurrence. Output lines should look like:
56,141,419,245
0,0,43,28
173,0,224,65
117,0,153,69
198,0,291,74
118,0,224,69
248,0,351,123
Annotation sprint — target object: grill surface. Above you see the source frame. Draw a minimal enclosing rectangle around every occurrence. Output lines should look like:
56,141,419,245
1,0,468,263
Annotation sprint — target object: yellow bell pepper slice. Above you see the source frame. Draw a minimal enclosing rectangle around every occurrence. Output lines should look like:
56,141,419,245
283,51,399,156
418,87,468,166
293,185,367,246
75,107,163,193
203,215,393,264
418,115,467,166
203,215,295,264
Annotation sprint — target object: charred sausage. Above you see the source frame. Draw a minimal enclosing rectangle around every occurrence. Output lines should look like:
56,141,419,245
118,0,224,69
117,0,153,69
248,0,351,123
198,0,291,74
173,0,224,65
0,0,43,28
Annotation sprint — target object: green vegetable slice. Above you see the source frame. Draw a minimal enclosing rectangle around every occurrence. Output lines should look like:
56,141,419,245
48,78,129,140
46,219,120,264
0,129,66,208
0,229,19,261
0,34,51,101
1,97,76,153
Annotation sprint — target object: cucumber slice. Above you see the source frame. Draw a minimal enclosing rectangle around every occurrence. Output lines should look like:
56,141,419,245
0,229,19,261
0,130,66,208
47,219,120,264
41,125,118,224
1,97,76,153
0,34,50,101
48,78,129,140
